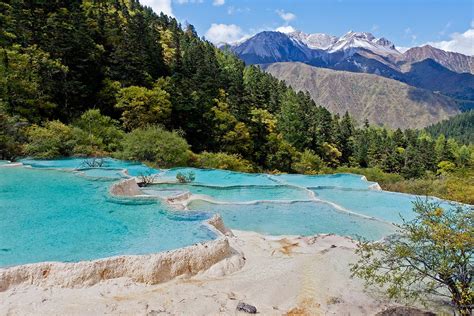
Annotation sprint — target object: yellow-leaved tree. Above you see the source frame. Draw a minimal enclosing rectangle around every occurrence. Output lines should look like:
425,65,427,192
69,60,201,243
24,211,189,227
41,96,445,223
351,199,473,315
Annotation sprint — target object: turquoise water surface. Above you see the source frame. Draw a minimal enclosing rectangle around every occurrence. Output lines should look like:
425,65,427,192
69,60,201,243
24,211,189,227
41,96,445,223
187,200,396,239
0,166,214,268
20,157,158,177
273,173,378,189
313,188,455,223
144,183,312,202
0,158,464,267
158,168,278,186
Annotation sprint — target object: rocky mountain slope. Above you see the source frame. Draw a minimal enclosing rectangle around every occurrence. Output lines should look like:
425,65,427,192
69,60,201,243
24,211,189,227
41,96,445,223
399,45,474,74
229,31,315,64
264,62,461,129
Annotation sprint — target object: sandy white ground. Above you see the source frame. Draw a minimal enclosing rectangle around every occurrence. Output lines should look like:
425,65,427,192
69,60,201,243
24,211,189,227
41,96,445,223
0,230,399,316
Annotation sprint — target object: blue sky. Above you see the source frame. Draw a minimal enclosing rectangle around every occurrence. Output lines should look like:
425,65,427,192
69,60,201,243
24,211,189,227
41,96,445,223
142,0,474,54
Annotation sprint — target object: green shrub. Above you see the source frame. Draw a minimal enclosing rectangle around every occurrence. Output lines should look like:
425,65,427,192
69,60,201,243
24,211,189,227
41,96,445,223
292,149,325,174
265,133,299,172
73,109,124,152
71,127,107,157
195,151,254,173
118,125,191,168
25,121,76,158
115,82,171,131
176,171,195,183
437,160,456,175
352,200,473,315
0,110,26,161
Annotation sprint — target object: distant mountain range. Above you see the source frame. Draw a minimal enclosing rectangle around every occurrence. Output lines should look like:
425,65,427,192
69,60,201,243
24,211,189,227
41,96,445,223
226,30,474,75
223,30,474,128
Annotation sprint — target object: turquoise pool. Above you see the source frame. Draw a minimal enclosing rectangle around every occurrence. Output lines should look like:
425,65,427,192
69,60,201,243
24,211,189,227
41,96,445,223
313,188,455,223
143,183,312,202
75,168,128,180
158,168,278,186
187,200,396,240
273,173,378,189
0,158,464,267
0,167,214,268
20,157,158,177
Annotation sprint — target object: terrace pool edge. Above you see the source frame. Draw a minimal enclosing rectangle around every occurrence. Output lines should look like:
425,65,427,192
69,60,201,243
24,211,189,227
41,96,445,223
0,213,242,292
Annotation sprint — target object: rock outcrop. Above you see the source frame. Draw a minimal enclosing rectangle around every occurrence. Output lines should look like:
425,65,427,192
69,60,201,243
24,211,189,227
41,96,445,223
207,214,235,237
0,162,23,168
236,302,257,314
109,178,141,196
0,238,233,292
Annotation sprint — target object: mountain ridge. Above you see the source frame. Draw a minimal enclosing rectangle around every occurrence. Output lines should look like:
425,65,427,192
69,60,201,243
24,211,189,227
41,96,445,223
264,62,461,129
399,45,474,74
227,30,473,74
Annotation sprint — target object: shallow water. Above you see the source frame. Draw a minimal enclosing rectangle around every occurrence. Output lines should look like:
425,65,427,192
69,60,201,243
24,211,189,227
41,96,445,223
76,168,128,180
20,157,158,177
1,158,464,267
313,188,456,223
187,200,396,240
158,168,278,186
273,173,378,189
0,167,214,268
144,183,312,202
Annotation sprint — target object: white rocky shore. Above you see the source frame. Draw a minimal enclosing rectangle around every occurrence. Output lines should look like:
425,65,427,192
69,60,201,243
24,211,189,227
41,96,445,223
1,230,395,315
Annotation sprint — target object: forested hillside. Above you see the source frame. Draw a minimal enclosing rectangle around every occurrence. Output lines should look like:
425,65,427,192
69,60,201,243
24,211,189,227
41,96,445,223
425,111,474,145
1,0,473,203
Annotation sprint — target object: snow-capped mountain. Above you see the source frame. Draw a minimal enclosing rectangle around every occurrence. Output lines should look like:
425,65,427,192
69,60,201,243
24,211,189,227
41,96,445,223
327,31,400,56
287,31,337,50
228,30,402,62
229,31,315,65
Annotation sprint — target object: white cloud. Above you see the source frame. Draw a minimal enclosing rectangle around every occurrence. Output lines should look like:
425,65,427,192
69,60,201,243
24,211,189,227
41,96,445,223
140,0,173,16
275,9,296,34
213,0,225,6
276,9,296,22
426,26,474,56
205,23,245,44
275,25,296,34
174,0,203,4
227,6,250,15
